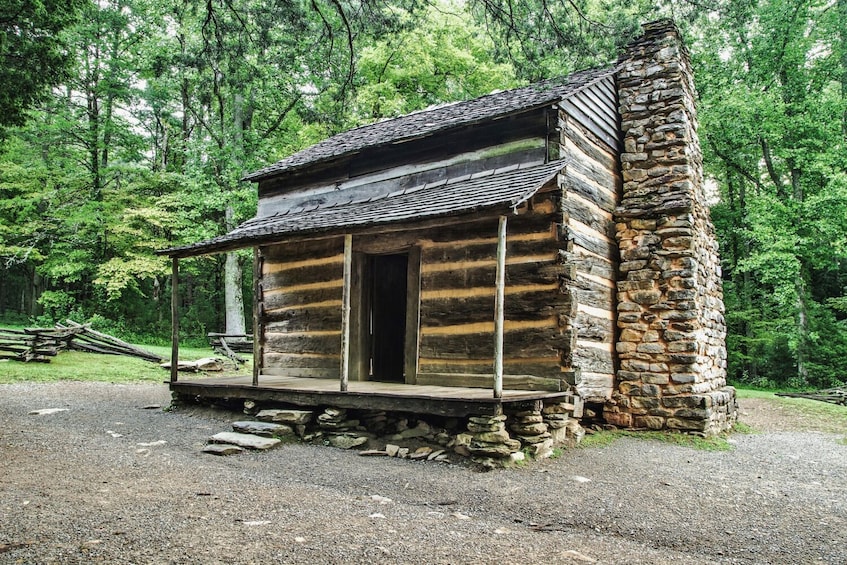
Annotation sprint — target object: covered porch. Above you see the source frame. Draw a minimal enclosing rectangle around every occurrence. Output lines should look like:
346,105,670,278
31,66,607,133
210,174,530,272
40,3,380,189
170,374,579,418
160,161,576,418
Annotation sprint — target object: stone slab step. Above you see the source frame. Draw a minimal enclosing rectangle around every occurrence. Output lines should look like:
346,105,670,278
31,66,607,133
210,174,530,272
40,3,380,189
327,435,368,449
209,432,281,450
202,443,245,456
232,421,293,437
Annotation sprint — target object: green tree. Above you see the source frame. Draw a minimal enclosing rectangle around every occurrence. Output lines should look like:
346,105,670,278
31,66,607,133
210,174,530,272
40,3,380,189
0,0,87,133
696,0,847,388
349,1,518,124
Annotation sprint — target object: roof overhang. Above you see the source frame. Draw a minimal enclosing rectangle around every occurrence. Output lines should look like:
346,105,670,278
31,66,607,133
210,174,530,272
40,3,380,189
158,160,567,259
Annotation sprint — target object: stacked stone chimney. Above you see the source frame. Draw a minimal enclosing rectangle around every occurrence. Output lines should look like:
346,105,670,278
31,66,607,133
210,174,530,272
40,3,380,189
605,20,737,434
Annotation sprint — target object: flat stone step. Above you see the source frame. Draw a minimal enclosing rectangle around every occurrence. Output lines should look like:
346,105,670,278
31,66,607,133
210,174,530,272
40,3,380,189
203,443,245,456
209,432,281,450
232,421,293,437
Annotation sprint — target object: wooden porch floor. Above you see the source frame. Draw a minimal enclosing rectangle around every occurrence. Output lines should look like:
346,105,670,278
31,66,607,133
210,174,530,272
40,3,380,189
170,375,574,418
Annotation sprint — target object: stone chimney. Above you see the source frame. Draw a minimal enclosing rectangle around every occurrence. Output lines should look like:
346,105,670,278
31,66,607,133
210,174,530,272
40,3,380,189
605,20,737,434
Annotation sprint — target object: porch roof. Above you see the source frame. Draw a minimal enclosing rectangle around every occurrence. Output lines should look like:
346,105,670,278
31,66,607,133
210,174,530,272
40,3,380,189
160,159,566,258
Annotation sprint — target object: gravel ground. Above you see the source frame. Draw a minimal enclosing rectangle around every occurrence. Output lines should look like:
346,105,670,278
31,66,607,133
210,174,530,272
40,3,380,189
0,382,845,564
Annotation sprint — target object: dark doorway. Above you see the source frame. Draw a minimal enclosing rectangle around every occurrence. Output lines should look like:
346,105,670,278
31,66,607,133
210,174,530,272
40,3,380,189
368,253,408,382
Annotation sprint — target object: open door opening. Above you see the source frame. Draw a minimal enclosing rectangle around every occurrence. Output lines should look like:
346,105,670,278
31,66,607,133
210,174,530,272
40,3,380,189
368,253,408,382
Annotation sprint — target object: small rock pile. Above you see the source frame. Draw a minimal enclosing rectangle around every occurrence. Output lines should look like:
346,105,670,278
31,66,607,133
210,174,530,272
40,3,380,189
542,402,572,444
256,408,313,437
465,415,521,459
360,444,449,462
360,410,389,435
317,407,370,449
509,410,553,459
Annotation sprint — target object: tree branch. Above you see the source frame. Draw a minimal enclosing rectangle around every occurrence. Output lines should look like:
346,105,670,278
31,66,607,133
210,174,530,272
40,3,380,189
259,93,302,141
328,0,356,97
707,137,762,193
759,136,786,199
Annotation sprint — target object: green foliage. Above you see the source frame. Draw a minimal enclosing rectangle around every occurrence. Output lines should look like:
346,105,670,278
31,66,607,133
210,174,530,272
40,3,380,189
350,1,519,123
695,0,847,389
0,0,87,132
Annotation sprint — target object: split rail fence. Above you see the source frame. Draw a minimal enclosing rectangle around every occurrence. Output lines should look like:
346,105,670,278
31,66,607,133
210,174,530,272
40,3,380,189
0,320,162,363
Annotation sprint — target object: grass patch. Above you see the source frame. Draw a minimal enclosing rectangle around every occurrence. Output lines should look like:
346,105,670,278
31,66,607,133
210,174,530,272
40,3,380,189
732,421,756,434
0,343,243,384
0,351,166,384
577,429,732,451
736,388,847,434
577,429,621,449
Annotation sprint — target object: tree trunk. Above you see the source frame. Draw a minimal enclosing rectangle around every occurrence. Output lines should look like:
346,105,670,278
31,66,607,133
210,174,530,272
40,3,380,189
840,0,847,140
223,205,246,335
795,273,809,383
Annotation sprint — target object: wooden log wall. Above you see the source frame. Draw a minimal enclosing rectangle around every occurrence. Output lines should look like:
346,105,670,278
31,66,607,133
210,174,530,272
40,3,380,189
415,195,574,390
556,104,622,402
259,237,345,378
251,97,620,396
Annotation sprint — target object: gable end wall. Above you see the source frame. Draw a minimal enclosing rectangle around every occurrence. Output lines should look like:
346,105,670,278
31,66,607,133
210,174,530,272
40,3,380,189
556,105,622,402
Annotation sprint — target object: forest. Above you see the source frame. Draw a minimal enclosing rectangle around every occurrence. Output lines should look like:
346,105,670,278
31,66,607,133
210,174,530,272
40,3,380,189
0,0,845,390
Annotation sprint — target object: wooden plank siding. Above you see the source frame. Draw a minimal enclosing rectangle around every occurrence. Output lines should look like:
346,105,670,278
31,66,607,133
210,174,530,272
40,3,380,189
259,238,345,378
416,191,573,387
558,105,622,402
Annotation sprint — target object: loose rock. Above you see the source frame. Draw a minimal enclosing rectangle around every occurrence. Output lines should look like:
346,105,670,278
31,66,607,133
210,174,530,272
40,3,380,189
208,432,281,450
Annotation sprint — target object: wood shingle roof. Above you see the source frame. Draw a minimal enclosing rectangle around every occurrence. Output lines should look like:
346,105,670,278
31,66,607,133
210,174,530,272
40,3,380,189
162,160,566,257
242,66,615,182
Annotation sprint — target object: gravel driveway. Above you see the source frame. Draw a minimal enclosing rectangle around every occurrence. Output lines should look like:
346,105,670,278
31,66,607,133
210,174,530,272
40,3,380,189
0,382,845,564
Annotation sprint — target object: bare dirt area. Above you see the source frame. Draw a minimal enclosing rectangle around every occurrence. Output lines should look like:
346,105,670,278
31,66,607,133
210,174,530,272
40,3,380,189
1,382,845,564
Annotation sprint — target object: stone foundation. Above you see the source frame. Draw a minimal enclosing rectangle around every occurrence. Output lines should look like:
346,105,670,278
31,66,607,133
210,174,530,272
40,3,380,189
174,393,586,466
608,19,736,435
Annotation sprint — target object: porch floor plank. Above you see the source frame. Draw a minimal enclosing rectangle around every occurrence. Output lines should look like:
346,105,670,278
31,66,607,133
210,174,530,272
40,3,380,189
170,375,573,418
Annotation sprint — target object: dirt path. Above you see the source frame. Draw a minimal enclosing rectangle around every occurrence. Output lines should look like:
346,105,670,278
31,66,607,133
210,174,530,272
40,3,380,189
0,382,845,564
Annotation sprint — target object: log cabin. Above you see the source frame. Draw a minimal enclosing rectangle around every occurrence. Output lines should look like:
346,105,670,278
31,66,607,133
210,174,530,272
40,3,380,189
160,20,737,452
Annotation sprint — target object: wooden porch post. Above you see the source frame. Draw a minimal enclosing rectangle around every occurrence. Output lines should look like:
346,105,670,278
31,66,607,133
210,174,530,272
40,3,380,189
340,234,353,392
170,257,179,383
252,248,262,387
493,215,507,399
